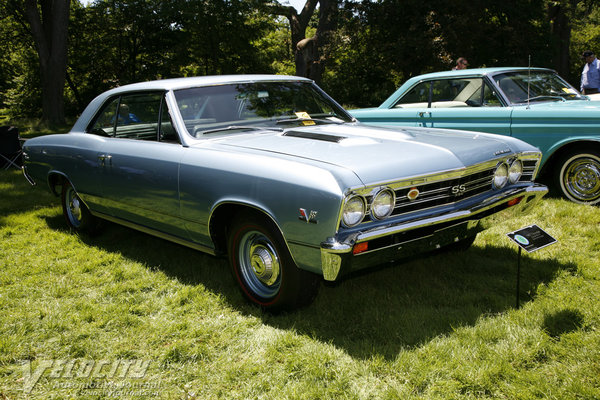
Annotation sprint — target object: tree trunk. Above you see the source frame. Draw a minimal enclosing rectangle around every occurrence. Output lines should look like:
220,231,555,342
24,0,70,125
265,0,318,78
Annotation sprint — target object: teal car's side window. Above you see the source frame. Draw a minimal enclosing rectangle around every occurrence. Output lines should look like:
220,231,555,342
394,78,502,108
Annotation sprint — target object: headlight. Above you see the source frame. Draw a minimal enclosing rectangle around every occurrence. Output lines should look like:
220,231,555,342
342,195,365,227
493,162,509,189
508,159,523,183
371,188,395,219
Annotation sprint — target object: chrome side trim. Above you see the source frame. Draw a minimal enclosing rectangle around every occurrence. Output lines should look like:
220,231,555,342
90,211,217,256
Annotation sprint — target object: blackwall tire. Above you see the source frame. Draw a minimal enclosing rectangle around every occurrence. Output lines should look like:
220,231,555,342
227,214,319,311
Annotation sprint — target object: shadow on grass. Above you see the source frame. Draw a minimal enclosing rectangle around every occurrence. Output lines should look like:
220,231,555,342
47,214,575,361
268,246,572,359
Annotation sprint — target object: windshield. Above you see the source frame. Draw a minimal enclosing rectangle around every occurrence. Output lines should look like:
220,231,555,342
493,70,585,104
173,81,353,137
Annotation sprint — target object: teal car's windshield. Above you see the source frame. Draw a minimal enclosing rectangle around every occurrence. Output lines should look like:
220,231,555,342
173,81,353,137
493,70,586,104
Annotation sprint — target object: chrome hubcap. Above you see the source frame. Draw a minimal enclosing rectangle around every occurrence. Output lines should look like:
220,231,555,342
67,189,82,226
564,157,600,202
238,231,281,298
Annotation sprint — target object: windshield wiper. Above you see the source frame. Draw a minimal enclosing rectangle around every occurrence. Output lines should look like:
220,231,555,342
518,95,566,103
198,125,283,135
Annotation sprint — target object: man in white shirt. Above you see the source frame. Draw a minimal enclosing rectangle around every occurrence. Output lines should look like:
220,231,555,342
581,50,600,95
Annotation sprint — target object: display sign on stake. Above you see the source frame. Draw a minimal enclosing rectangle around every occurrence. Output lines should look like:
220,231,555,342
506,224,557,308
506,224,557,252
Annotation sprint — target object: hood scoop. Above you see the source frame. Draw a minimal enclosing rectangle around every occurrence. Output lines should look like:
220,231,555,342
283,130,346,143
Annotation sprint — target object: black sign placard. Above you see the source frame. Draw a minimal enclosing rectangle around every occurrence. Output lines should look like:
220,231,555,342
506,224,557,252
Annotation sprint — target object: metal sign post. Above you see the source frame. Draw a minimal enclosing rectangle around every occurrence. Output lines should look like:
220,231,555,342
506,224,557,309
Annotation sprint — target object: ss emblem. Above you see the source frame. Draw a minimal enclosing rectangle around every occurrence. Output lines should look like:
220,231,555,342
451,184,467,196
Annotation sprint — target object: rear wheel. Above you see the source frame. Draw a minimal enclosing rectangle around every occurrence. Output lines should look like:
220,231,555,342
555,150,600,205
61,182,100,233
227,213,319,311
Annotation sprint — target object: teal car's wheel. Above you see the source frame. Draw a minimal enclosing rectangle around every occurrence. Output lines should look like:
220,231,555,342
227,214,319,311
61,182,99,233
556,150,600,205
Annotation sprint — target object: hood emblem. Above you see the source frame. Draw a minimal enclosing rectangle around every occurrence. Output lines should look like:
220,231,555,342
407,187,420,201
494,149,511,156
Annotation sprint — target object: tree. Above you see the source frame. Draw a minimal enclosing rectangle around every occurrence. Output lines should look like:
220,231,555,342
17,0,71,125
264,0,339,83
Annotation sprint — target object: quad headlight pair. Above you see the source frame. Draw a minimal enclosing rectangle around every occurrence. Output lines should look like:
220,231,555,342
342,188,395,227
342,159,524,228
493,159,523,189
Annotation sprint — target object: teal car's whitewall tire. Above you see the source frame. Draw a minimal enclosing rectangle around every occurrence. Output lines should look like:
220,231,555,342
556,150,600,205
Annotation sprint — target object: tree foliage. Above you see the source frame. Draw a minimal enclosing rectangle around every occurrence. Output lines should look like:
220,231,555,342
1,0,599,120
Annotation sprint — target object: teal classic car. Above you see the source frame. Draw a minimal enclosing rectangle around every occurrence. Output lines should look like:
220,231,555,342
23,75,547,311
351,67,600,205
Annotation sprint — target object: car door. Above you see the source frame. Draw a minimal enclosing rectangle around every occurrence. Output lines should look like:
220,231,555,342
426,78,513,135
390,77,513,136
87,92,187,238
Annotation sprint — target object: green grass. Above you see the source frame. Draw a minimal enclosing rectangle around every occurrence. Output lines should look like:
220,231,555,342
1,168,599,399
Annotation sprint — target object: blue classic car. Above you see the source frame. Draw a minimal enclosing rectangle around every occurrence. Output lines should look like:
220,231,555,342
22,75,547,310
351,68,600,205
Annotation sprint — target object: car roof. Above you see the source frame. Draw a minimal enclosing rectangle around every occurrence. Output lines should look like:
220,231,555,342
404,67,555,82
103,74,312,95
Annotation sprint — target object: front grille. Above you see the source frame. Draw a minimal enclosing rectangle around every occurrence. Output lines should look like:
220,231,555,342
521,159,538,182
389,168,496,215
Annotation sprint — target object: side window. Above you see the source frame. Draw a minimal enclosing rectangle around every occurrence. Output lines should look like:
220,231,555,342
89,97,119,137
89,92,164,140
482,82,502,107
394,81,430,107
159,96,180,143
115,93,161,140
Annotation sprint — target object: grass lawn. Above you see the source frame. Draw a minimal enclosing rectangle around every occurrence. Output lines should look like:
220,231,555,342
1,168,599,399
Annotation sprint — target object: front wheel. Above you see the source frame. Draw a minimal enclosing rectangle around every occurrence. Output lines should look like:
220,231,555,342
555,150,600,205
61,182,100,233
227,214,319,311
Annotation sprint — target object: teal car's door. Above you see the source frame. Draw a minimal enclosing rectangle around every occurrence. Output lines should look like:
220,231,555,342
354,76,513,135
424,107,512,135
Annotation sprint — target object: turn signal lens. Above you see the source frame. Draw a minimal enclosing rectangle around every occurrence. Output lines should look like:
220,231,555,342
353,242,369,254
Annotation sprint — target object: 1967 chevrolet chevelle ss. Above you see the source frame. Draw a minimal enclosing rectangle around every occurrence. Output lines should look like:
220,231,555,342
22,75,548,310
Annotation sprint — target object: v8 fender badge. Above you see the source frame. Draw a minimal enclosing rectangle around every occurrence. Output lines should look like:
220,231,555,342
299,208,318,224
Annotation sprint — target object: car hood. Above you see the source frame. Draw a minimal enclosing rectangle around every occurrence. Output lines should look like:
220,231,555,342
207,124,527,185
518,99,600,110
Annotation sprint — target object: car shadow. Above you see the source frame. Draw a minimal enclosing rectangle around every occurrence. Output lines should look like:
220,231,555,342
44,216,571,361
264,245,571,360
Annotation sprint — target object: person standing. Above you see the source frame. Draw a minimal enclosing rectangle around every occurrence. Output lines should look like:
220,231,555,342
580,50,600,95
452,57,468,70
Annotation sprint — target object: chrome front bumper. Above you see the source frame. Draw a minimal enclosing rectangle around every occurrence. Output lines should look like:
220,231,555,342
320,183,548,281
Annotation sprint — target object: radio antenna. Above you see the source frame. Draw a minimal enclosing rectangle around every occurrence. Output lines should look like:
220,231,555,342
527,55,531,108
